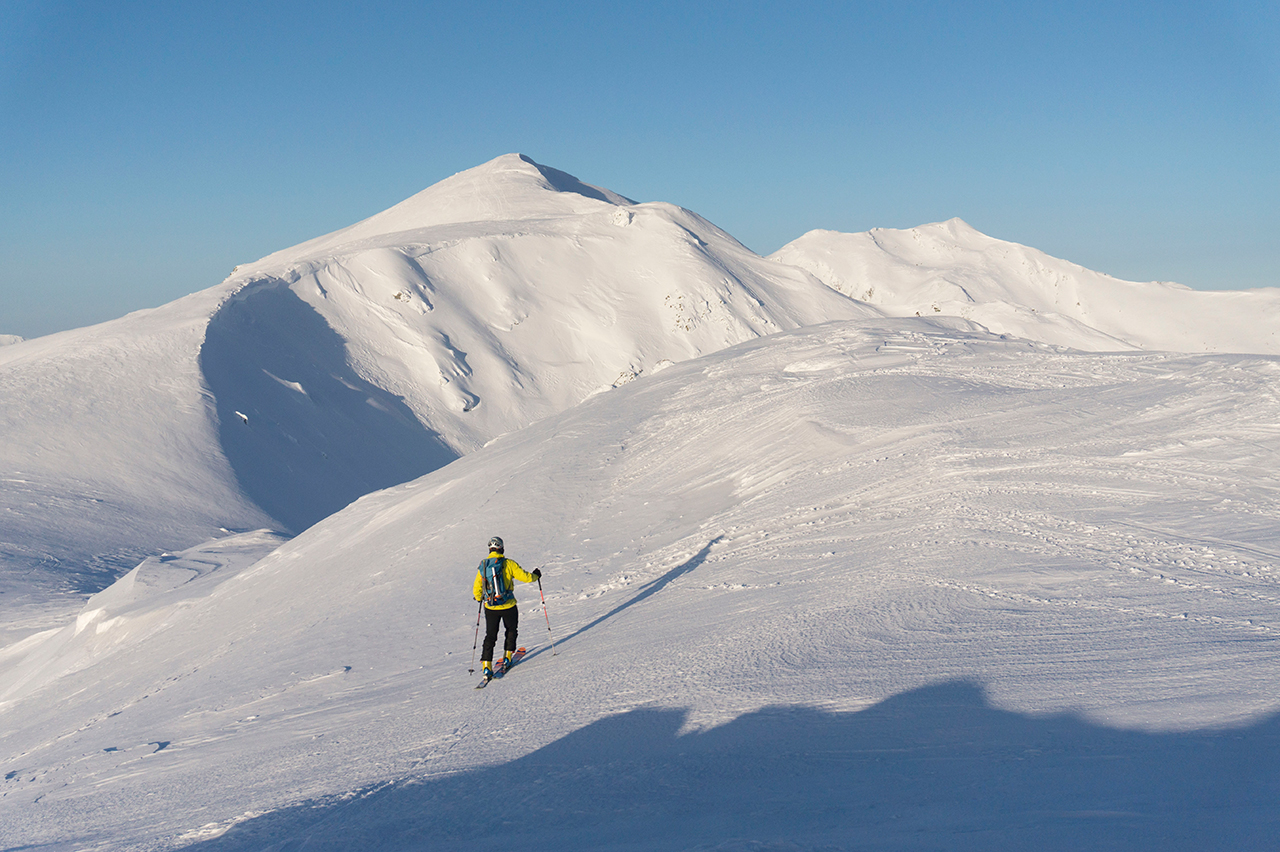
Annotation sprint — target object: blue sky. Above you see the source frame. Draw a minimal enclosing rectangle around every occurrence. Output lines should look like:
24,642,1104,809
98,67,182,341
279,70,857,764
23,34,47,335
2,1,1277,338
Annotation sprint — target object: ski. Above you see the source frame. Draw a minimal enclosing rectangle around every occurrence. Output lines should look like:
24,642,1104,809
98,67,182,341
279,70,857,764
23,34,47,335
473,646,526,689
496,646,527,677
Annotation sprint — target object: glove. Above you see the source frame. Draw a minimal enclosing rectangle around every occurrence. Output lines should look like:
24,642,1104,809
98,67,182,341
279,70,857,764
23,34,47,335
532,568,542,579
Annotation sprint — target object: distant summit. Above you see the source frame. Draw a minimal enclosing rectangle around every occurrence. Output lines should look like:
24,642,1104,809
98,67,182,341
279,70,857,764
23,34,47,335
0,334,23,346
774,219,1280,354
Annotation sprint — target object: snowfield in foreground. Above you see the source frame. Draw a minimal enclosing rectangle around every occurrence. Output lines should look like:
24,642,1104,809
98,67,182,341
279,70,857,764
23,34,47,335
4,318,1279,851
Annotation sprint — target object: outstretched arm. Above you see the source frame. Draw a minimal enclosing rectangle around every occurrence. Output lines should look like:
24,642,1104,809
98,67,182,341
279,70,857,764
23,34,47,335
505,559,538,584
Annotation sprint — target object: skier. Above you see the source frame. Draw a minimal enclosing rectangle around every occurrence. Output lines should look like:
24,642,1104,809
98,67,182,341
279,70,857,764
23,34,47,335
473,536,540,682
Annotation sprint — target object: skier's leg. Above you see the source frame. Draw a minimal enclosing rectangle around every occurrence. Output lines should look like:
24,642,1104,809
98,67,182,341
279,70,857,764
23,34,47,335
481,607,502,663
502,606,519,656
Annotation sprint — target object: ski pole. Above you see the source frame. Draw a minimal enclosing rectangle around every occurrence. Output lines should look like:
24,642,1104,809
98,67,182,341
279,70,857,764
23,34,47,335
537,575,557,656
468,600,482,673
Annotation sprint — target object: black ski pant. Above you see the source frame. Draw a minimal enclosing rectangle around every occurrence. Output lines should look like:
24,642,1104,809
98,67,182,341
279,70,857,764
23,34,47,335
481,605,518,663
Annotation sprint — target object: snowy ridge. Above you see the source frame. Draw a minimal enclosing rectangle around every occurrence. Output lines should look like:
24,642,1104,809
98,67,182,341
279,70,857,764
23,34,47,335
773,218,1280,354
3,318,1279,849
0,334,23,347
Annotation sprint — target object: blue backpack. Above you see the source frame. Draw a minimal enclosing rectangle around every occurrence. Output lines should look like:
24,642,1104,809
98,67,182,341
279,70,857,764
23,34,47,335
479,556,513,606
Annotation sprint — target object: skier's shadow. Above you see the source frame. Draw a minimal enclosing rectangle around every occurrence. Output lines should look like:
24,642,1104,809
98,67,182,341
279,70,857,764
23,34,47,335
528,535,724,660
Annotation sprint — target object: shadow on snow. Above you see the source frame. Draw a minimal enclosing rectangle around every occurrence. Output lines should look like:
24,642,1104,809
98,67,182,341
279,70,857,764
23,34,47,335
200,283,458,534
527,536,725,663
181,680,1280,852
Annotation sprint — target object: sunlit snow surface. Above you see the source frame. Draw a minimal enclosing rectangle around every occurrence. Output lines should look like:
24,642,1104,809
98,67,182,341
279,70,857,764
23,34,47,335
4,318,1280,850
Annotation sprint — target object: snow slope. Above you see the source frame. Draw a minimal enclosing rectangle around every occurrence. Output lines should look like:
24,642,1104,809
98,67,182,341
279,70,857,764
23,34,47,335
0,335,22,347
4,318,1279,851
0,154,875,598
0,293,276,598
773,219,1280,354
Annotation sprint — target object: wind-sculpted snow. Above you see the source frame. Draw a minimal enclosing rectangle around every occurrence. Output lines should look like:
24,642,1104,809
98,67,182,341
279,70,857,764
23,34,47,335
4,318,1279,850
0,530,288,708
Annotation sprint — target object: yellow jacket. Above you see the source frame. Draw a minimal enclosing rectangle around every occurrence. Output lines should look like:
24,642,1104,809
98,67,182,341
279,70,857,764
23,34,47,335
473,555,535,610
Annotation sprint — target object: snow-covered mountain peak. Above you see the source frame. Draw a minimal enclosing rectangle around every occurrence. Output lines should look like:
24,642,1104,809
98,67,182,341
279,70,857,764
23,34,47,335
360,152,634,229
247,154,635,269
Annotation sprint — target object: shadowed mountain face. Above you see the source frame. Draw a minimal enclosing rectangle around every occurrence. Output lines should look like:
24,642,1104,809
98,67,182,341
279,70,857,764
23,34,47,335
517,153,637,205
184,681,1280,852
200,282,458,533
